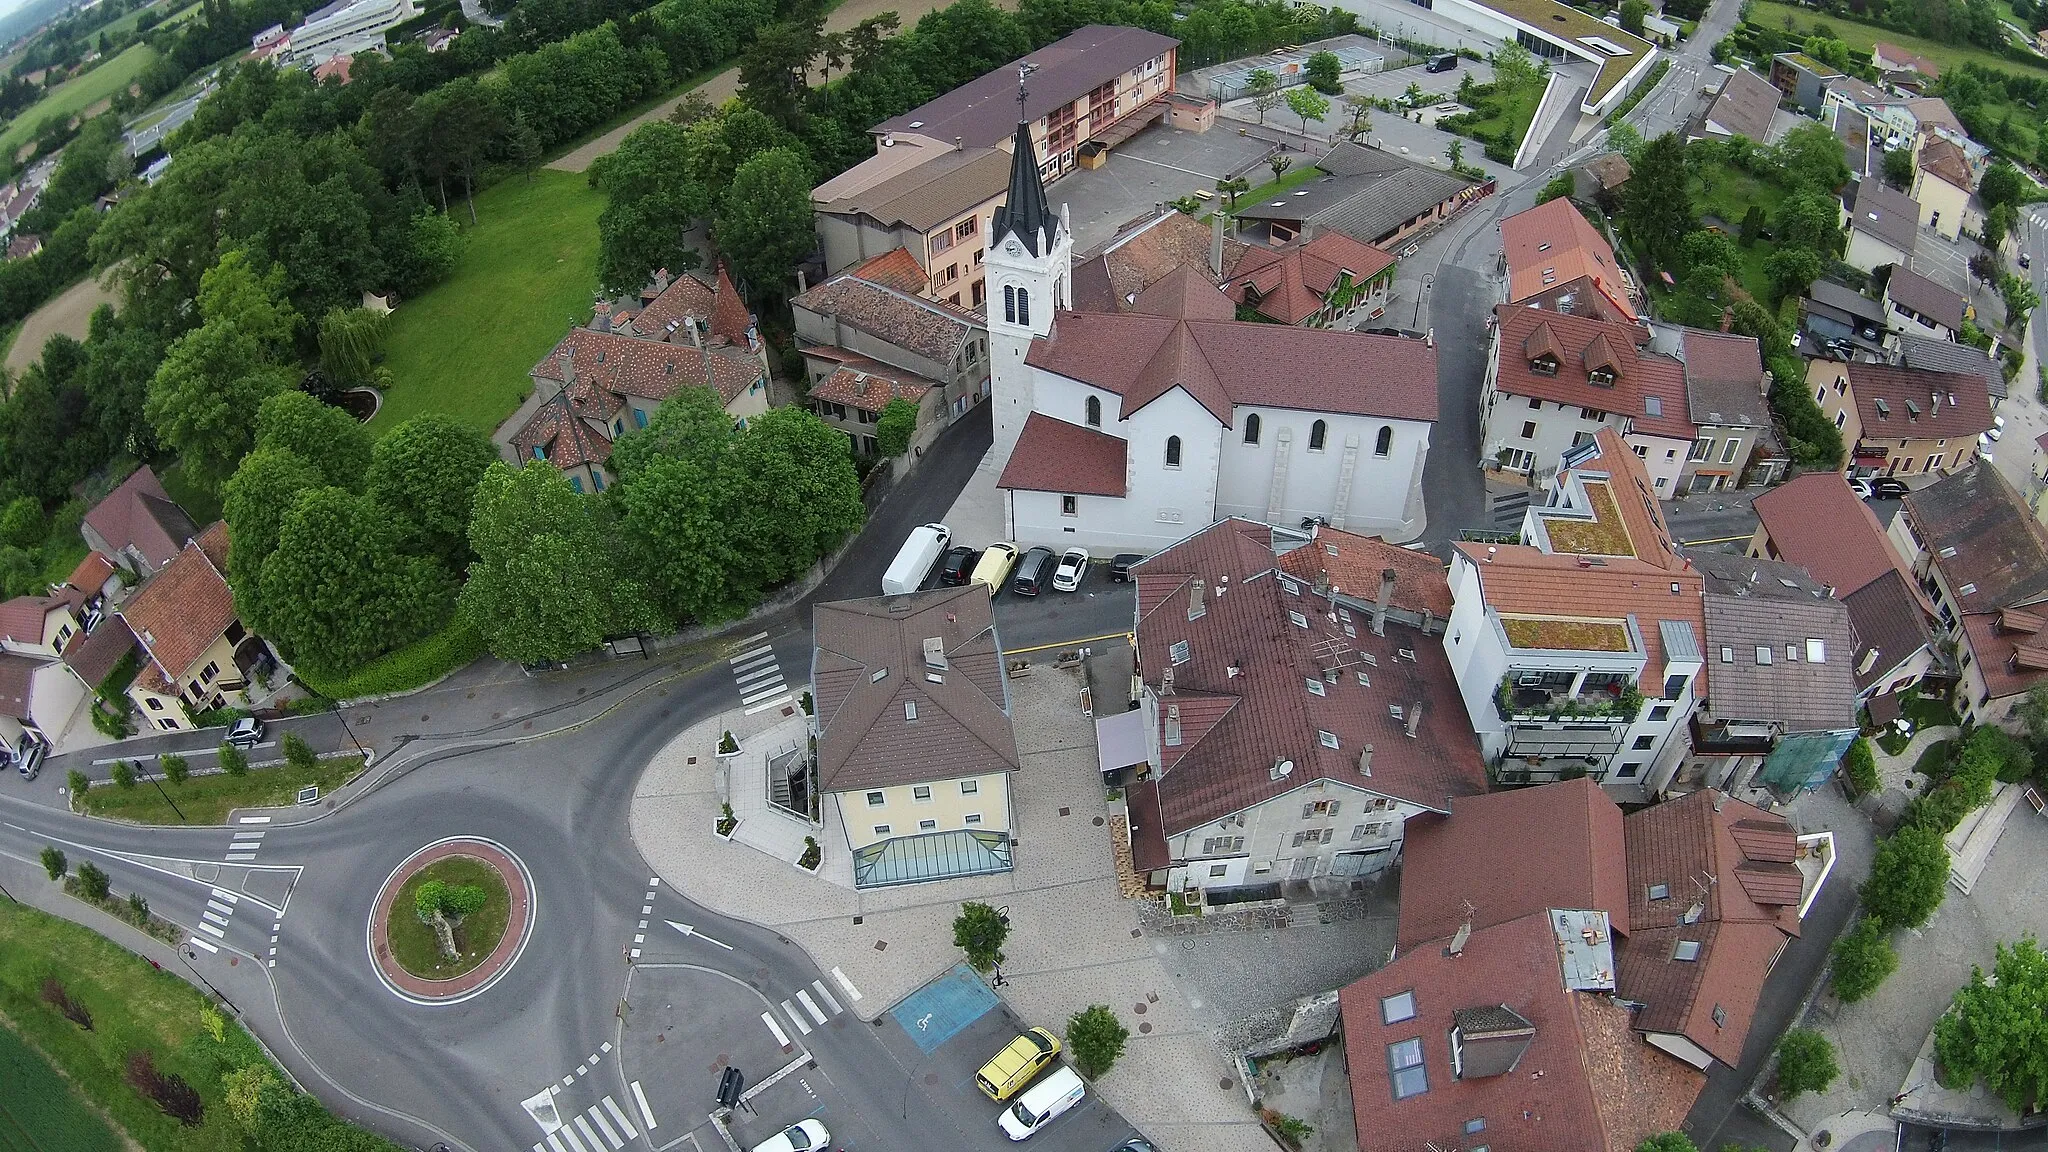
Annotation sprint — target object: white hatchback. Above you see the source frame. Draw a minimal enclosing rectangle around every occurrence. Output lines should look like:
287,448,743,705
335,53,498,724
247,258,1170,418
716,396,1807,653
1052,548,1089,592
750,1119,829,1152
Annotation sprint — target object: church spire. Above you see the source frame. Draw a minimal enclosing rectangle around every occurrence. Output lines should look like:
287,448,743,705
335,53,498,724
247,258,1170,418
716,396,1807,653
990,62,1052,256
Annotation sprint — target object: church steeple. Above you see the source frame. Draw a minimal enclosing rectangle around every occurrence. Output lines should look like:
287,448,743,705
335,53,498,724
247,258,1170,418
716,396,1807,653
991,118,1054,256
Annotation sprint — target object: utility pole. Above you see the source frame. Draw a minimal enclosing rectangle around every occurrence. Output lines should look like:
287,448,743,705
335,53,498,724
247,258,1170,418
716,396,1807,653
139,759,188,823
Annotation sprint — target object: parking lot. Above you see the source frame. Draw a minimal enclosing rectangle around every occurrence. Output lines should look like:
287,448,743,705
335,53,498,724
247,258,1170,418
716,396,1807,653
1045,126,1271,253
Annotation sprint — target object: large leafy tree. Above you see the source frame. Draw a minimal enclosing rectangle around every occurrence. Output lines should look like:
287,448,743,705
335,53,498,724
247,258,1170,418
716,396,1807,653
1861,823,1949,929
460,462,662,664
253,390,371,492
1622,132,1693,267
145,250,303,490
1770,121,1850,194
222,448,328,627
366,415,499,568
1775,191,1845,257
258,487,454,672
727,406,866,586
593,120,710,294
715,147,815,300
617,447,753,622
1934,935,2048,1112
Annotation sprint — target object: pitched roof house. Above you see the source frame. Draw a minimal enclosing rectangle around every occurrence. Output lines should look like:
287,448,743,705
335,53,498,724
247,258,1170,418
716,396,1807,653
1222,231,1397,327
1883,267,1968,340
116,523,265,732
82,466,201,575
1699,67,1781,143
1231,142,1485,251
1122,518,1486,897
1499,196,1636,320
1843,180,1920,273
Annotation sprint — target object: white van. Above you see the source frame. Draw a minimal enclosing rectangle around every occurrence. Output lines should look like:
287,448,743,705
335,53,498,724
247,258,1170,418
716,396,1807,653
882,523,951,596
997,1065,1085,1140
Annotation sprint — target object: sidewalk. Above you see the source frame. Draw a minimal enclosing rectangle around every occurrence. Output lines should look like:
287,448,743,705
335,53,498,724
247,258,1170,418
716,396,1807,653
628,664,1271,1152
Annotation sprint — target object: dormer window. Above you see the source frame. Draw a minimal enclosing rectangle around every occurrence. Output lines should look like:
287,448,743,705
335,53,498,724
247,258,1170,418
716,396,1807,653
1529,355,1559,376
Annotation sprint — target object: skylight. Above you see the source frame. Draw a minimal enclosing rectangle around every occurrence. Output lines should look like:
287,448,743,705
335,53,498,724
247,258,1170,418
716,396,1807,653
1169,640,1191,666
1319,730,1339,748
1388,1038,1428,1099
1806,639,1826,662
1647,883,1670,900
1381,991,1416,1024
1289,611,1309,629
1306,678,1326,697
1673,940,1702,962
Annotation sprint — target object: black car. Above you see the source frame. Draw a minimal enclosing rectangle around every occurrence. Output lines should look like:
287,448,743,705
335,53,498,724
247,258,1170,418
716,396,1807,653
1870,477,1911,500
937,545,979,586
1425,52,1459,72
1108,554,1144,583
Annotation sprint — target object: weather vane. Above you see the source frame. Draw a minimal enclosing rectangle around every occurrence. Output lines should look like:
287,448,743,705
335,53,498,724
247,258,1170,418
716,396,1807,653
1016,61,1037,119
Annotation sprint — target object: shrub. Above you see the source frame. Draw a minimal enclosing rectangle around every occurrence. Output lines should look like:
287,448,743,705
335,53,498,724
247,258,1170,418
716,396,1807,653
39,845,64,879
282,732,318,772
1842,737,1879,796
1065,1004,1130,1078
1635,1136,1698,1152
1862,823,1948,929
66,768,88,798
39,978,92,1030
124,1050,204,1125
415,879,488,921
1774,1029,1838,1099
127,892,149,919
799,835,821,869
75,861,110,901
292,618,486,700
161,753,188,784
1538,172,1575,203
1832,917,1897,1002
718,730,739,754
110,760,135,789
218,743,249,777
875,397,919,458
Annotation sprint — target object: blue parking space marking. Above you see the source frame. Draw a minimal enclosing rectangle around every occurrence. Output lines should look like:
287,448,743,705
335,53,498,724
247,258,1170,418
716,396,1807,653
889,964,999,1053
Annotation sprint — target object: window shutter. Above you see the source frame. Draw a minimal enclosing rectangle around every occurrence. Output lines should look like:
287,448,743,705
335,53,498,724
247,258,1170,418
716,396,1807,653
1328,800,1341,817
1291,832,1305,847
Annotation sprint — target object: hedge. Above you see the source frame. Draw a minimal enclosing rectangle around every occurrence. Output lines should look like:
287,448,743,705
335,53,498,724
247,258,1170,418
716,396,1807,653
292,618,486,702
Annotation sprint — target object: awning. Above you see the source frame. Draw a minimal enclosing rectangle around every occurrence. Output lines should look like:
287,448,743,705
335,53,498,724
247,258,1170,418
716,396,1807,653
1096,709,1149,775
1086,97,1168,150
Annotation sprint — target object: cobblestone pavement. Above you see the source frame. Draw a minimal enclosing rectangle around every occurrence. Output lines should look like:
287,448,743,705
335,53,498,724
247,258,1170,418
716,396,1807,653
630,663,1271,1152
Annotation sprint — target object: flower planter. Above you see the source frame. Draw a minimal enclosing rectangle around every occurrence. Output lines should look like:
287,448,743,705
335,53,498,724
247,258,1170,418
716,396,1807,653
715,730,741,759
714,820,737,841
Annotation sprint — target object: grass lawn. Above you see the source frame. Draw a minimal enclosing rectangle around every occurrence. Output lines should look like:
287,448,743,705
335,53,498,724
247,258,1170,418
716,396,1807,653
1206,160,1327,222
76,755,366,824
0,900,270,1152
97,0,201,41
371,169,603,439
0,43,158,160
0,1024,125,1152
154,461,221,526
1449,78,1546,154
1749,1,2048,79
387,856,511,980
1692,158,1792,303
1902,690,1961,731
1910,738,1955,780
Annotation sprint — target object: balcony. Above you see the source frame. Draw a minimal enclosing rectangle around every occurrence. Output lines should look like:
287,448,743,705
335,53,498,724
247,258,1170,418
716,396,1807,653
1689,716,1779,755
1495,675,1644,723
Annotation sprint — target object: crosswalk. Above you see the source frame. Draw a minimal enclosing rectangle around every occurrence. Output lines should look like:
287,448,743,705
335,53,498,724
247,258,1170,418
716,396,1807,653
728,633,792,716
226,828,263,862
530,1093,649,1152
760,978,847,1049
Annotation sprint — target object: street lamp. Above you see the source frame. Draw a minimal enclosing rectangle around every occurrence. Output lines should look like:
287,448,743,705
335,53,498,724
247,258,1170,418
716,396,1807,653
138,758,188,823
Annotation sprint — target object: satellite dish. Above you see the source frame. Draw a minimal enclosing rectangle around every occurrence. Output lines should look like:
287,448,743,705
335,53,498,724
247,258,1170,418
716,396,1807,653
1278,759,1294,776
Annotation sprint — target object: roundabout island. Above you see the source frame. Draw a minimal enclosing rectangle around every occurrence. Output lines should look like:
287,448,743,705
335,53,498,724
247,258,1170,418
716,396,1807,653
368,836,535,1006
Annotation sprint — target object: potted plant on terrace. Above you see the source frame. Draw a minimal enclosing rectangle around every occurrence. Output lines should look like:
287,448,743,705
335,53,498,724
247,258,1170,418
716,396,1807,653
715,802,738,839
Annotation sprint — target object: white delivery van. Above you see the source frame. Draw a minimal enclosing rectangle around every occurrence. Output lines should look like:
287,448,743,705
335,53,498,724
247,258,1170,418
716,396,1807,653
997,1065,1085,1140
882,523,951,595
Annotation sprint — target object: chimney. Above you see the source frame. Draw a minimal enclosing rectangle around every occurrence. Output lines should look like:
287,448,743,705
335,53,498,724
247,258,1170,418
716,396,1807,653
1404,700,1424,738
557,347,574,388
1858,647,1880,675
686,317,702,349
1719,308,1734,333
1211,211,1225,277
1372,568,1397,636
796,268,809,294
881,131,894,147
1161,664,1175,695
1189,578,1206,619
1164,703,1181,745
954,135,963,151
1358,743,1374,775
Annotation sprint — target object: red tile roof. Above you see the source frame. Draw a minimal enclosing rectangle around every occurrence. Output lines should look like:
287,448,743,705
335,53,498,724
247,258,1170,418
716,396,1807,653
848,247,931,296
1500,197,1635,319
1225,233,1396,325
706,263,753,345
1618,790,1804,1067
533,327,764,410
1752,472,1913,597
1492,305,1652,414
1274,528,1454,621
1631,351,1695,440
996,414,1128,497
1917,136,1971,190
509,396,613,470
1340,912,1701,1152
1849,362,1992,443
84,466,199,571
809,361,931,414
67,551,116,594
119,528,239,691
0,595,68,647
1396,778,1630,950
1960,610,2048,702
63,617,138,690
632,271,717,340
1071,211,1250,313
1131,519,1485,835
0,652,34,720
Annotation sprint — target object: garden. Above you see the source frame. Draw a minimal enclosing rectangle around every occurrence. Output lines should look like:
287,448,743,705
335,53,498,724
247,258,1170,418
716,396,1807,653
387,857,512,981
1435,43,1548,164
71,746,366,825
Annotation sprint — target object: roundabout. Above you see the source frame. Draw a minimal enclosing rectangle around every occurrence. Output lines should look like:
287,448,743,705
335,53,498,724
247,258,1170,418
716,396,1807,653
367,835,535,1006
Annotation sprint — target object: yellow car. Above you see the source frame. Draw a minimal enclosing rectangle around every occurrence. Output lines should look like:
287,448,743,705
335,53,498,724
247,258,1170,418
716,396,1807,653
976,1027,1062,1101
970,543,1019,596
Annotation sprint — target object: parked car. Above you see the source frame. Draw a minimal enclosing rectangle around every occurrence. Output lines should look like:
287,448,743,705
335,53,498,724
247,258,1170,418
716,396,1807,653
976,1027,1062,1100
226,717,265,750
750,1120,829,1152
1425,52,1459,72
1849,477,1875,499
1052,548,1089,592
938,545,979,586
1870,477,1911,500
998,1066,1086,1140
1012,547,1056,596
1110,1141,1158,1152
12,732,46,780
971,543,1020,595
1108,554,1144,583
1990,415,2006,441
2023,251,2033,269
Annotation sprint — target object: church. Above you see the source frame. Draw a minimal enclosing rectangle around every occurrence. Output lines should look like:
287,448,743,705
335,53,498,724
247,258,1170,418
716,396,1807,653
983,121,1441,553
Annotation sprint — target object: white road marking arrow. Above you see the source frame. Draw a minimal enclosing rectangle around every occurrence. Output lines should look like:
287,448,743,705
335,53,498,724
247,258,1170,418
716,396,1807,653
665,920,733,950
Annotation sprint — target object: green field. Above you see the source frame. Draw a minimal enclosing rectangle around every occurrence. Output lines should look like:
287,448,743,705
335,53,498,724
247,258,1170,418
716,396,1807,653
372,170,604,438
0,1024,125,1152
0,42,159,160
0,900,271,1152
1749,0,2048,78
97,0,202,41
77,755,366,824
1693,158,1793,303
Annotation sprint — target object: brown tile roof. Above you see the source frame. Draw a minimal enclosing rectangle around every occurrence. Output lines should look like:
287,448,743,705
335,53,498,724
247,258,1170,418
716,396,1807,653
848,247,931,296
0,595,70,647
1695,553,1860,732
875,25,1180,150
1071,211,1248,313
119,531,238,689
819,146,1010,233
1916,135,1971,191
811,585,1019,792
1752,471,1913,598
1132,519,1485,834
1961,610,2048,700
84,466,200,571
1396,778,1630,951
1705,68,1780,141
532,327,764,411
1537,429,1687,568
1131,263,1235,322
631,271,717,341
67,551,116,594
706,263,753,345
1031,298,1438,426
810,361,932,414
1885,266,1967,333
793,274,978,364
63,616,139,690
1618,790,1802,1067
1492,304,1647,414
1874,41,1942,78
1849,179,1920,256
1843,569,1937,691
0,652,34,720
1849,361,1993,444
1680,328,1767,430
1904,462,2048,610
1581,153,1631,190
1275,527,1454,621
1500,197,1635,319
1125,779,1172,872
1631,353,1695,440
1225,233,1395,325
996,414,1128,496
510,395,614,470
1341,912,1702,1152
